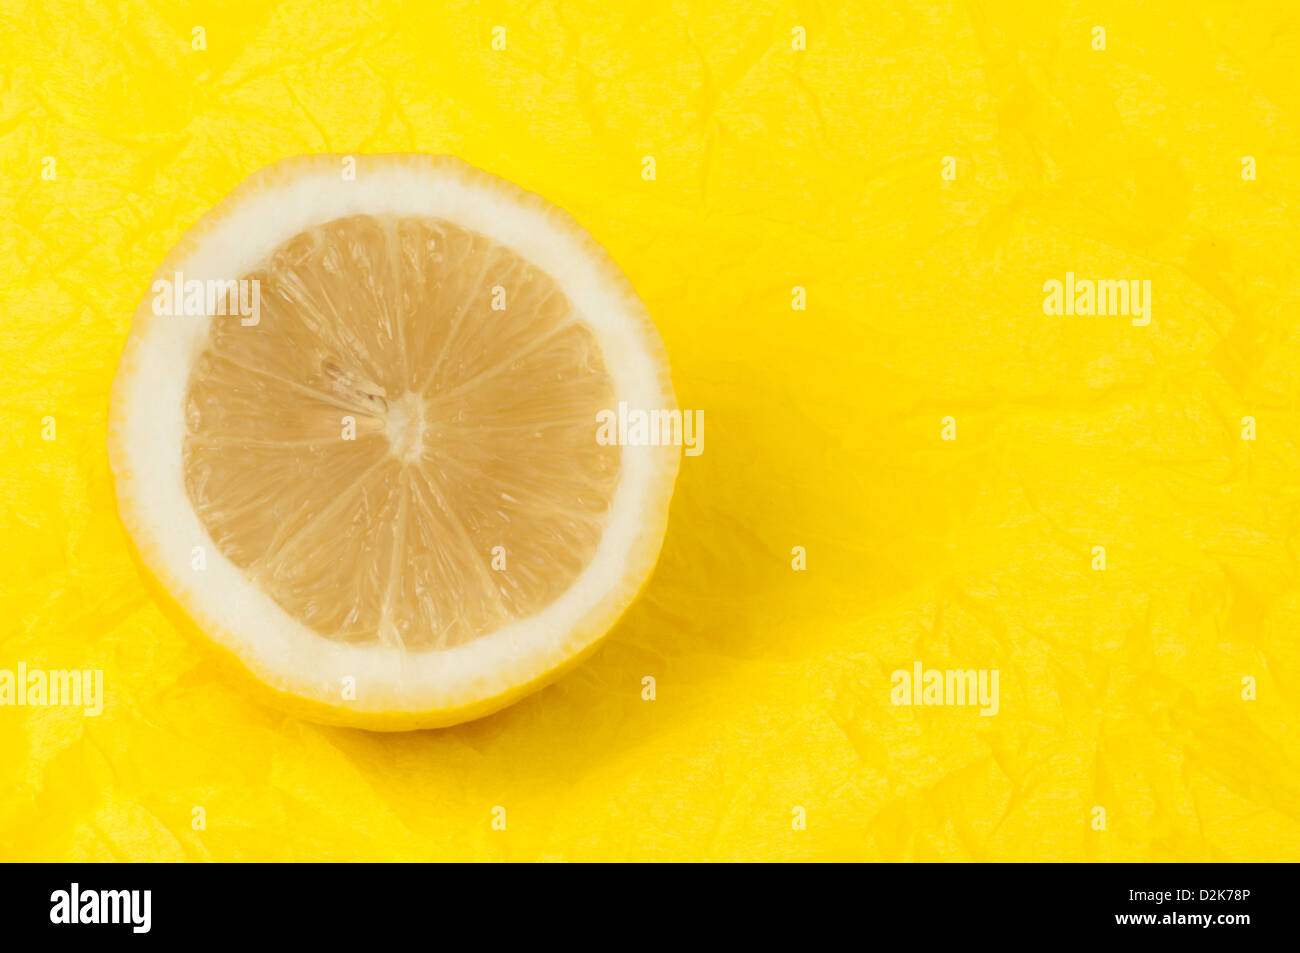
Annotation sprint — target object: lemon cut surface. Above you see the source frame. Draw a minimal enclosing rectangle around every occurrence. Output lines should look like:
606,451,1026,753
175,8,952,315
110,156,679,729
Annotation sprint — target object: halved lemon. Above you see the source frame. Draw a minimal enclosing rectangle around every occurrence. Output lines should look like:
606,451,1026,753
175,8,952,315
109,155,679,730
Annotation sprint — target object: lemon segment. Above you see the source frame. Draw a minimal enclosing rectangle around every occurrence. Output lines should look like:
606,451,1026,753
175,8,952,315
109,155,679,728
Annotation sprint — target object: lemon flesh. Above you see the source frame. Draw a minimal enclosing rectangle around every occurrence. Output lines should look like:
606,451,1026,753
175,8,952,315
184,215,620,651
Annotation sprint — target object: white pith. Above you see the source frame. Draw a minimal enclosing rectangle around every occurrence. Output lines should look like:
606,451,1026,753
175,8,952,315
111,156,675,716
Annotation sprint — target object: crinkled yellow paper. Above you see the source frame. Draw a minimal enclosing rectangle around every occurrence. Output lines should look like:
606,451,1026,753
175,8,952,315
2,0,1299,861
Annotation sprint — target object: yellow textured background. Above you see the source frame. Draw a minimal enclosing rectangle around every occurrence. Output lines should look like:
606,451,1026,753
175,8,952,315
2,0,1299,861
